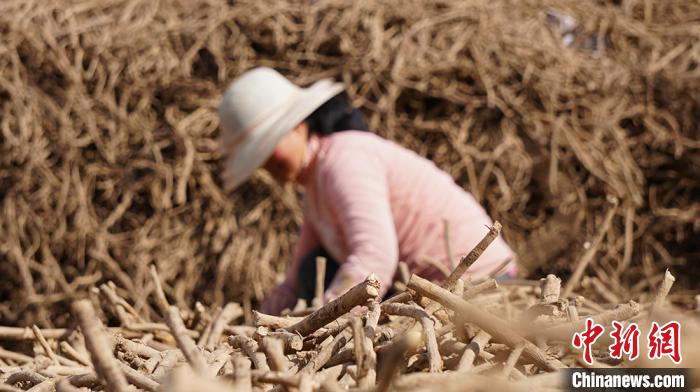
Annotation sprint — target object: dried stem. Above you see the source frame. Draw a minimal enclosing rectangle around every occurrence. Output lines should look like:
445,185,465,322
229,335,270,372
31,325,59,365
5,371,47,389
562,203,618,298
567,301,581,322
200,302,243,349
360,301,380,387
59,342,91,367
375,331,422,392
0,327,70,341
71,300,129,392
313,256,327,308
112,334,160,358
398,262,411,285
286,274,380,336
539,275,561,304
463,279,498,300
443,219,456,269
55,379,81,392
118,361,160,391
254,327,303,352
252,371,305,388
163,306,207,374
381,303,442,372
253,312,303,330
649,269,675,318
444,222,502,290
500,342,525,379
457,330,491,371
99,283,134,327
301,327,352,374
148,265,170,314
350,317,375,388
261,337,290,372
407,274,565,371
231,356,253,392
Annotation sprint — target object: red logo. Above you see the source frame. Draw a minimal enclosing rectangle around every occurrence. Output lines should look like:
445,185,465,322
609,321,640,360
648,321,682,364
572,319,682,364
572,318,605,365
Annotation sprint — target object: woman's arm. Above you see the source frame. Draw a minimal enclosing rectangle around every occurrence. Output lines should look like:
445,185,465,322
321,148,398,300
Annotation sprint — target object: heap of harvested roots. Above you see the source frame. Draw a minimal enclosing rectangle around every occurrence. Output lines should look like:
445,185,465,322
1,0,698,328
1,227,698,391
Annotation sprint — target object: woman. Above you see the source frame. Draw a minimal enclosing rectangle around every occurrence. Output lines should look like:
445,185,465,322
218,67,517,315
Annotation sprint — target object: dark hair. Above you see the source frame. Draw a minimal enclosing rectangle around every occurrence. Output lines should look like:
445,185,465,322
303,92,369,135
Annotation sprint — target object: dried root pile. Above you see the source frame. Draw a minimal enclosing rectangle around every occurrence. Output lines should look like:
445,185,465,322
0,229,698,391
1,0,698,328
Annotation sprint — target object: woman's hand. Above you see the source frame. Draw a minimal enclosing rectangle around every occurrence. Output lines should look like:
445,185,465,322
260,282,297,315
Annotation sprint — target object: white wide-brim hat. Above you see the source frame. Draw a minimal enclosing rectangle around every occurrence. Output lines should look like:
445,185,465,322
218,67,344,190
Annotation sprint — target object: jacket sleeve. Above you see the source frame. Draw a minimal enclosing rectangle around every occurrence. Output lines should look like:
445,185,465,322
282,219,320,292
320,148,398,300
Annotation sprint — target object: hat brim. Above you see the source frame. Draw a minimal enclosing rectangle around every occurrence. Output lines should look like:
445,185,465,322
221,79,344,191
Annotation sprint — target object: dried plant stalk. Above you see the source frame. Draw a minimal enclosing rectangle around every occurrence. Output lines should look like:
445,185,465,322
201,302,243,349
407,275,565,371
231,356,253,392
539,275,561,305
501,342,525,379
313,256,327,308
463,279,498,300
71,300,129,392
649,269,676,318
562,204,618,297
229,335,270,372
31,325,59,365
286,274,380,336
457,330,491,372
55,379,81,392
59,342,91,367
0,327,69,341
112,335,160,359
350,317,375,388
254,327,303,352
149,265,170,314
163,306,207,374
380,303,442,372
261,337,289,372
254,312,303,330
444,222,502,290
118,362,160,391
5,371,47,388
301,327,352,374
376,331,422,392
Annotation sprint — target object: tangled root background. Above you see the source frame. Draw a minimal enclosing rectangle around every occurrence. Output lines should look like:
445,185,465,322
1,0,698,327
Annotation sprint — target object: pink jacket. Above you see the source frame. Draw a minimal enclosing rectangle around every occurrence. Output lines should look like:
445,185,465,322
284,131,516,300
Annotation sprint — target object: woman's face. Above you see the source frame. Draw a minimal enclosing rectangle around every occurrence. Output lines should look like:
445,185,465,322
263,122,308,183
